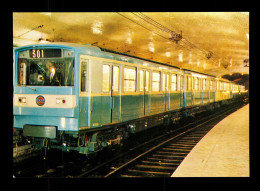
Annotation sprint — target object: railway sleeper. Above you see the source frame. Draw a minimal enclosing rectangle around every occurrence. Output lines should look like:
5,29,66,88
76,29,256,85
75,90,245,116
120,174,143,178
146,157,183,163
127,169,171,177
170,143,197,147
135,164,174,172
141,160,179,167
162,147,191,152
174,141,198,145
152,154,186,160
178,137,202,140
156,151,188,156
166,145,194,150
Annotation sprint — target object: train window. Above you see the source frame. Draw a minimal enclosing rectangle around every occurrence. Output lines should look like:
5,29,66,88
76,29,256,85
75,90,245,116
19,62,27,85
177,75,181,91
140,70,144,91
199,78,202,90
171,74,177,91
162,73,166,92
145,71,150,91
17,57,74,86
180,75,184,91
102,65,110,92
202,79,206,90
220,82,224,90
113,66,119,92
166,74,169,91
80,61,87,92
210,80,213,90
186,76,188,90
187,76,192,91
205,79,209,90
194,77,199,90
124,67,136,92
152,71,160,92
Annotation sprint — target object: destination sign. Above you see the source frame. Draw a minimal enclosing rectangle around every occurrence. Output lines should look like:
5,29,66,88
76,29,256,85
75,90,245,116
29,49,62,58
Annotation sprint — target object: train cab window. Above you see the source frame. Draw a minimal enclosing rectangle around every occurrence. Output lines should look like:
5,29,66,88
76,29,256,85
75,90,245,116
152,71,160,92
102,65,110,92
18,57,74,86
140,70,144,91
145,71,150,91
171,74,177,92
124,67,136,92
113,66,119,92
80,61,87,92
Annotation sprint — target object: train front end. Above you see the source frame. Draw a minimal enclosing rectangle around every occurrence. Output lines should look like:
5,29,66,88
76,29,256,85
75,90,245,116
13,44,79,150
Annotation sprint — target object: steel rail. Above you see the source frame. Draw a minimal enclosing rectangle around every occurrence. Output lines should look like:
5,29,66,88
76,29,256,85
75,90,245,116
104,105,240,177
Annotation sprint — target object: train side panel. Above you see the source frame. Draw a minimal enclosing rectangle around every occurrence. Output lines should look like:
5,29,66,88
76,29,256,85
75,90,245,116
169,92,182,110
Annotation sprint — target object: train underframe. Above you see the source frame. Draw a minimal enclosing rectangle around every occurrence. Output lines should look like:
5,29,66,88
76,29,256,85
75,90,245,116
14,96,247,156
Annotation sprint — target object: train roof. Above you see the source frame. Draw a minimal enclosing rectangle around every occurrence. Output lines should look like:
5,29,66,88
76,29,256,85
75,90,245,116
97,46,181,70
14,42,102,54
14,42,219,79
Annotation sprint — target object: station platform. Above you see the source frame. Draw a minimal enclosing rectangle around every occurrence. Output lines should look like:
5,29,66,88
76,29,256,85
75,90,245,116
172,104,249,177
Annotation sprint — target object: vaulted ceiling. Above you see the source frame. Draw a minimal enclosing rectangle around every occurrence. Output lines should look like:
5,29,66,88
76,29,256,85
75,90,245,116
13,12,249,80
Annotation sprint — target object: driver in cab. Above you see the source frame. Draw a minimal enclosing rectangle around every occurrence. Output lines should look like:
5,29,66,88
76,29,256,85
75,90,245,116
45,62,62,86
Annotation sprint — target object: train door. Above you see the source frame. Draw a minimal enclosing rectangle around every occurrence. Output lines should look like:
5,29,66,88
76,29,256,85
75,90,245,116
162,73,170,111
100,64,121,125
79,58,89,127
111,65,121,123
180,75,184,107
140,69,150,116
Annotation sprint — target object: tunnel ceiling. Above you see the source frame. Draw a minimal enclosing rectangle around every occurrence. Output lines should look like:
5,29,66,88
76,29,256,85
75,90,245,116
13,12,249,78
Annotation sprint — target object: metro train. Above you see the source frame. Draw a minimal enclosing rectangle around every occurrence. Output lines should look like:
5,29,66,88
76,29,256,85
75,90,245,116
13,42,247,155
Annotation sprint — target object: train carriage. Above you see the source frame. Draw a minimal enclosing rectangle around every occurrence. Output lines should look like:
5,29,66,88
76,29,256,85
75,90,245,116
13,42,246,155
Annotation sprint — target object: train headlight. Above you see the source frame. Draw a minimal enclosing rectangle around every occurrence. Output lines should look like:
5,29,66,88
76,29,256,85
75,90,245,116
18,97,26,103
56,98,66,104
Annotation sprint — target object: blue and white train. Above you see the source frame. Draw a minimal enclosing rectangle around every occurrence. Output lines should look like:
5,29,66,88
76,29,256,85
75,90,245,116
13,42,246,155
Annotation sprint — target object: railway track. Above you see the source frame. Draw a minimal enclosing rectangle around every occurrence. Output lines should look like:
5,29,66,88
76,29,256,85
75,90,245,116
77,103,243,178
102,110,232,177
13,103,245,178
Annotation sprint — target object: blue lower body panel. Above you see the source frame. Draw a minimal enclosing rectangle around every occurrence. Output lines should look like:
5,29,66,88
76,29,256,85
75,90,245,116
14,115,78,131
194,91,202,105
185,92,193,107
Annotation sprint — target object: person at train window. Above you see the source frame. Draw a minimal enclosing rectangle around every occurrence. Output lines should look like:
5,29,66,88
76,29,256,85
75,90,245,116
45,62,63,86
